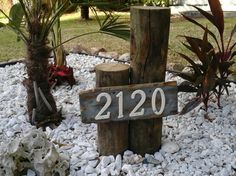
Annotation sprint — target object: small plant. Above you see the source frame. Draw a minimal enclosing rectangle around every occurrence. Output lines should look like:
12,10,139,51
143,0,169,7
0,0,130,128
48,0,76,87
170,0,236,114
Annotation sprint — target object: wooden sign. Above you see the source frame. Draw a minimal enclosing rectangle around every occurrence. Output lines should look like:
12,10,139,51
79,81,178,123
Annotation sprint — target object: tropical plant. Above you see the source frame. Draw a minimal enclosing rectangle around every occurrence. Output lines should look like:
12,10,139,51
0,0,130,128
170,0,236,113
48,0,75,87
143,0,169,6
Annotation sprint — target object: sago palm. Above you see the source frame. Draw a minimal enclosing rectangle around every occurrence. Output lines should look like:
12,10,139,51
0,0,130,128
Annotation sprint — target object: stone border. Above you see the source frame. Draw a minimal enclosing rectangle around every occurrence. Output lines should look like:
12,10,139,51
0,59,25,67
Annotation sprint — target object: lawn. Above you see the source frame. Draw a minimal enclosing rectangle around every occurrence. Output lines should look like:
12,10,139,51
0,11,235,67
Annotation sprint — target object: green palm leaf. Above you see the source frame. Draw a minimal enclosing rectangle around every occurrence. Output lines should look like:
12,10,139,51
99,15,130,41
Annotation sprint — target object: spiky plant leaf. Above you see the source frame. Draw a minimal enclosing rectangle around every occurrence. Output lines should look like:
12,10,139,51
230,42,236,50
177,81,197,92
192,6,218,32
9,3,24,28
177,52,201,75
208,0,224,35
168,70,196,82
179,97,202,115
202,59,217,94
231,51,236,60
181,13,221,51
183,36,205,63
0,8,27,43
41,1,71,42
99,15,130,41
219,61,234,72
230,24,236,39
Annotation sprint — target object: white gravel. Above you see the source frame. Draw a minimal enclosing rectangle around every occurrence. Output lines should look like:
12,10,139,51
0,53,236,176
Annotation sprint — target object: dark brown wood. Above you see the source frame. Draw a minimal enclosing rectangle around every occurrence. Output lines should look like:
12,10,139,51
129,6,171,155
95,63,129,156
80,5,89,20
80,81,177,123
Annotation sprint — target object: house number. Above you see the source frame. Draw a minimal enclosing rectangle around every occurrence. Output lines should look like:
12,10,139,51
95,88,166,120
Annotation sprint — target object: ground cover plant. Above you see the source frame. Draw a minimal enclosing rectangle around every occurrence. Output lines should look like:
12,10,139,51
170,0,236,113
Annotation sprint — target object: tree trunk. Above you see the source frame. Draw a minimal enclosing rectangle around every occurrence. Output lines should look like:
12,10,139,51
25,44,62,128
129,7,170,155
80,6,89,20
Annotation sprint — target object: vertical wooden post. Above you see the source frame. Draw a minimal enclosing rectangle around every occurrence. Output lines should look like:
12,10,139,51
129,6,170,155
95,63,130,155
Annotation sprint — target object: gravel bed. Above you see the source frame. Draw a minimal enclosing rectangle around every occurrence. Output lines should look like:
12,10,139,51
0,54,236,176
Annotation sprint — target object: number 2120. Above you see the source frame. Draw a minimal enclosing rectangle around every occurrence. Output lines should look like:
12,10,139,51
95,88,166,120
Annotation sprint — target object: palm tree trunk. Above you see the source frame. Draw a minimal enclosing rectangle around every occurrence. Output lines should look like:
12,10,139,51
80,5,89,20
25,44,62,127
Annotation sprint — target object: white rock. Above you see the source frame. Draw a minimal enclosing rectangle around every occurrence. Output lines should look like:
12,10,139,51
101,156,111,168
122,164,135,176
145,155,161,165
124,150,133,156
101,168,110,176
81,151,99,160
154,152,164,162
231,159,236,169
195,116,204,125
85,165,96,174
115,154,122,172
98,51,119,59
107,163,116,174
211,138,224,148
123,154,143,164
118,53,130,62
88,160,98,168
27,169,36,176
87,174,97,176
161,141,180,154
1,54,236,175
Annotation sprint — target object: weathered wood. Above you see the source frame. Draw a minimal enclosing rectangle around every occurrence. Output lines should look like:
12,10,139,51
129,6,171,155
80,81,177,123
95,63,130,87
95,63,129,156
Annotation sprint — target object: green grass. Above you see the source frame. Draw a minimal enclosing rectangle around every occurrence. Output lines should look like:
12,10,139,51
0,12,130,61
0,12,235,68
168,17,236,65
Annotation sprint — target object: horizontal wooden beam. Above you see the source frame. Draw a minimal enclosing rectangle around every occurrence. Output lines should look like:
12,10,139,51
79,81,178,123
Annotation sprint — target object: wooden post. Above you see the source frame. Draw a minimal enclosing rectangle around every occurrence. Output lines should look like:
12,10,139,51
95,63,130,155
129,6,170,155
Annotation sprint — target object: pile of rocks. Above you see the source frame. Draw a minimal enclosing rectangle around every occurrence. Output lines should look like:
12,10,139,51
70,44,130,62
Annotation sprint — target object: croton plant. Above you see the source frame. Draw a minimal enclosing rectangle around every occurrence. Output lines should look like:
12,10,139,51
170,0,236,114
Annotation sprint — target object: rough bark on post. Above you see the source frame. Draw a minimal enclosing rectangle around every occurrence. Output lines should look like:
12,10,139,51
129,6,170,155
95,63,130,155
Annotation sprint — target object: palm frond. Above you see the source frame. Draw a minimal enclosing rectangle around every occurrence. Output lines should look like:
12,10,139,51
41,1,71,41
99,15,130,41
0,8,27,43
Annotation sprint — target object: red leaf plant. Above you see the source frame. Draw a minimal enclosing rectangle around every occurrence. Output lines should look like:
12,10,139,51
48,64,75,87
170,0,236,114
